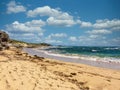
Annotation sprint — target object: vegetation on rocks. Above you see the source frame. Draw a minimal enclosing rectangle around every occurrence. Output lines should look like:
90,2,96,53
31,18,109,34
0,30,9,50
0,30,51,49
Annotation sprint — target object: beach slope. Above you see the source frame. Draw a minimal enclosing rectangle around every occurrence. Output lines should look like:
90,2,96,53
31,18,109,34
0,47,120,90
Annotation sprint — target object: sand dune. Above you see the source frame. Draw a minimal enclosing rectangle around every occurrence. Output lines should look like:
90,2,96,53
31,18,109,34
0,47,120,90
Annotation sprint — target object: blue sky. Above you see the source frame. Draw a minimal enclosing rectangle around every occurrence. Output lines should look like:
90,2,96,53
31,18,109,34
0,0,120,46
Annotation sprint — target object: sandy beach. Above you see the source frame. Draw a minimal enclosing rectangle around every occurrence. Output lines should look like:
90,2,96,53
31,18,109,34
0,47,120,90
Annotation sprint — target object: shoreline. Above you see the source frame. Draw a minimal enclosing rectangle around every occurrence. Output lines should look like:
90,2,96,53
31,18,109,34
23,47,120,70
0,47,120,90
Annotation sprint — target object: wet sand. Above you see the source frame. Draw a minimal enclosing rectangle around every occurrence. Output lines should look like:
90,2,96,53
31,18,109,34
23,48,120,70
0,47,120,90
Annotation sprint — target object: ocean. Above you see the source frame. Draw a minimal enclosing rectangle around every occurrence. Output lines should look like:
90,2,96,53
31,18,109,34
42,46,120,63
23,46,120,69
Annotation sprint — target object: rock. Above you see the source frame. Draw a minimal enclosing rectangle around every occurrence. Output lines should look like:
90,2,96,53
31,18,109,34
70,72,77,76
0,30,10,50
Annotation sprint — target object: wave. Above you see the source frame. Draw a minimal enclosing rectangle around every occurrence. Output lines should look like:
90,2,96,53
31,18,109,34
92,49,98,52
104,47,120,50
35,49,80,59
35,48,120,63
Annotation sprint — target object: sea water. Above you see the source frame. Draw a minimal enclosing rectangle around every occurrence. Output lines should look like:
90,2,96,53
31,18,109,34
41,46,120,63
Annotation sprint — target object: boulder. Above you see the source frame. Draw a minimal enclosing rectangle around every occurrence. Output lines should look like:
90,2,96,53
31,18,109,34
0,30,9,50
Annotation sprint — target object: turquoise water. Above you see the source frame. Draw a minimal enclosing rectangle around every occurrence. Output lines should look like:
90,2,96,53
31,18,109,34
23,47,120,69
44,46,120,59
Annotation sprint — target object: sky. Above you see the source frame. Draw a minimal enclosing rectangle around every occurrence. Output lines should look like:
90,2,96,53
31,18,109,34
0,0,120,46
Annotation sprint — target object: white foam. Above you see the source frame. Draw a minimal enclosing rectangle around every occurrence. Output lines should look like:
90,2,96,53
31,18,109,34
104,47,119,50
92,49,97,52
34,48,80,59
34,48,120,63
78,56,120,63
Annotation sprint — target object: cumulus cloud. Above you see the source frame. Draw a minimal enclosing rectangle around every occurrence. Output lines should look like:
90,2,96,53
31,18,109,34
101,37,120,46
7,1,26,14
68,34,108,46
27,6,55,17
45,39,62,44
49,33,67,38
6,20,45,33
69,36,92,45
111,37,120,45
78,19,120,31
27,6,73,19
27,6,76,27
69,36,90,43
86,29,112,35
27,6,120,28
5,2,120,45
80,21,92,27
93,19,120,30
5,20,45,42
112,26,120,30
69,36,77,41
47,17,76,27
47,33,67,40
78,36,93,42
44,33,67,44
9,32,42,43
89,35,101,39
45,37,62,44
25,20,46,27
76,19,120,46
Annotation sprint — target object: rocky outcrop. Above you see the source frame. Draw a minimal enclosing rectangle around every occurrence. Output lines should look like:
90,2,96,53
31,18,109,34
0,30,9,50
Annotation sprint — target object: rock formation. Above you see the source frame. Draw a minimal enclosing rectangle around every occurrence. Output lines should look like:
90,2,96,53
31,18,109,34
0,30,9,50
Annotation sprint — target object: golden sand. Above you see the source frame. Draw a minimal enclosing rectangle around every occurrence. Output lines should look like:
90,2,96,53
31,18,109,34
0,47,120,90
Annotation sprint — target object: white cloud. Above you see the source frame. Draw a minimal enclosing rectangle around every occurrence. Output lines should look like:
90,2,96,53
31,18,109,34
77,20,93,28
45,39,62,44
69,36,77,41
78,19,120,31
5,20,45,43
89,35,100,39
25,20,46,27
93,19,120,29
27,6,73,19
89,35,106,39
104,37,120,46
8,31,43,43
27,6,54,17
47,33,67,39
86,29,112,35
111,26,120,31
47,17,76,27
5,2,120,45
6,20,45,33
27,6,76,27
111,37,120,43
22,33,35,37
67,34,108,46
80,21,92,27
79,36,92,42
78,35,108,46
44,33,67,44
7,1,26,14
51,33,67,38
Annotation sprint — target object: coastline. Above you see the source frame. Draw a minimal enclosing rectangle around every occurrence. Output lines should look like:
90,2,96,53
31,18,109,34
23,47,120,70
0,47,120,90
